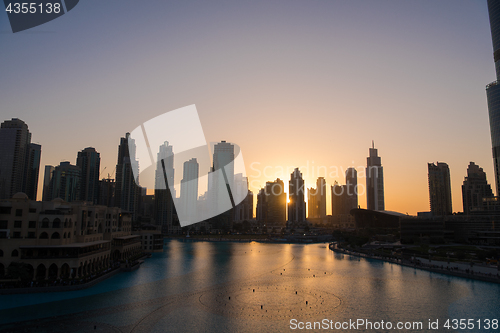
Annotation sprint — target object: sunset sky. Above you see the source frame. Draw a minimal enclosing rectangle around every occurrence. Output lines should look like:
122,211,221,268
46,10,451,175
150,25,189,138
0,0,495,215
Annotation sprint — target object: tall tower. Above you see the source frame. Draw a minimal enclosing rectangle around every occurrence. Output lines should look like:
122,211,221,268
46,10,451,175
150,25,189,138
462,162,493,214
345,167,358,212
213,141,235,191
115,133,139,220
316,177,327,218
288,168,306,224
76,147,100,204
366,141,385,211
428,162,452,216
180,158,199,223
308,177,326,219
0,118,40,200
42,165,54,201
307,187,318,218
48,162,81,202
24,143,41,200
233,173,252,221
154,141,176,235
331,181,343,216
487,0,500,195
257,178,286,227
210,141,235,230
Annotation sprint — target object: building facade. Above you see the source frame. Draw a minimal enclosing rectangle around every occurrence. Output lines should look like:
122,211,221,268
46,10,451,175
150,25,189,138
180,158,199,224
47,162,81,203
428,162,453,216
366,142,384,211
133,224,163,253
288,168,306,224
487,0,500,195
0,119,41,201
331,168,358,217
24,144,41,201
256,178,286,227
115,133,140,221
154,141,177,235
307,187,318,219
42,165,54,202
77,147,101,204
462,162,494,215
0,193,141,281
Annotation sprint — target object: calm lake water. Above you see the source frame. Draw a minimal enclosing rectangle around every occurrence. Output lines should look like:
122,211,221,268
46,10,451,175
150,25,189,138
0,240,499,332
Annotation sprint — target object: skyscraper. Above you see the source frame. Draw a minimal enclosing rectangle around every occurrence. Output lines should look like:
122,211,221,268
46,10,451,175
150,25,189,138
209,141,235,230
366,142,385,211
180,158,199,223
0,118,41,200
331,181,343,216
487,0,500,195
213,141,235,197
115,133,139,220
462,162,494,214
331,169,358,216
316,177,326,218
23,143,41,200
428,162,452,216
307,187,318,218
345,167,358,212
99,177,115,207
233,174,253,221
307,177,326,219
47,162,81,202
42,165,54,201
154,141,176,235
76,147,100,204
288,168,306,224
256,178,286,227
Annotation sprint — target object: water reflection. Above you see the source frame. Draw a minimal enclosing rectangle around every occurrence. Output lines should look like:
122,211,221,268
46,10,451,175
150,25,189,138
0,240,499,333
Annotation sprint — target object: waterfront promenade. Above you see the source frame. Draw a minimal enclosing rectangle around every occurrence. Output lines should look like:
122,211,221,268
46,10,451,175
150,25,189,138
329,243,500,284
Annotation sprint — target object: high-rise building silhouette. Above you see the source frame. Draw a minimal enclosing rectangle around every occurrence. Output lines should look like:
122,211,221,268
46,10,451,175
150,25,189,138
209,141,235,230
331,181,343,216
288,168,306,224
256,178,286,226
154,141,177,235
316,177,327,218
115,133,139,220
462,162,494,214
180,158,199,223
366,141,384,211
345,167,358,212
42,165,54,201
99,177,115,207
47,162,81,202
307,187,318,218
428,162,452,216
24,143,41,200
76,147,100,204
234,173,253,221
486,0,500,195
0,118,41,200
213,141,235,202
307,177,326,219
331,168,358,216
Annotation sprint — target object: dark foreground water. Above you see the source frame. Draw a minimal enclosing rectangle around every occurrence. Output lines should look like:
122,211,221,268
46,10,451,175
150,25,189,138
0,240,499,332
